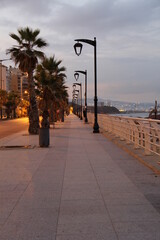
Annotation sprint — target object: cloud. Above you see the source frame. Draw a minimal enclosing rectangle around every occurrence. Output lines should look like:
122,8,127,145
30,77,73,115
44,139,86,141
0,0,54,15
45,0,160,36
0,0,160,102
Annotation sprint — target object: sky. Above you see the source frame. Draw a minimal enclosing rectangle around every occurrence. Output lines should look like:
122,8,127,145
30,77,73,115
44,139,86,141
0,0,160,103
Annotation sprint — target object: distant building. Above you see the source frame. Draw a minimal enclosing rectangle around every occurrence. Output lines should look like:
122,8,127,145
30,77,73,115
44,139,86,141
98,102,104,107
6,67,12,92
9,67,19,92
0,63,7,90
0,65,28,97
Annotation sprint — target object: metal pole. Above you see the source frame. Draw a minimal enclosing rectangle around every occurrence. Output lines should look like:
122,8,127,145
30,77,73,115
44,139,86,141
77,94,80,118
93,37,99,133
76,98,78,116
85,70,88,123
74,38,99,132
80,84,82,120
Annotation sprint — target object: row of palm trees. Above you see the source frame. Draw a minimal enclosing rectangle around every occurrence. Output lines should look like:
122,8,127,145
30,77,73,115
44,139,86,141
35,56,68,128
6,27,68,134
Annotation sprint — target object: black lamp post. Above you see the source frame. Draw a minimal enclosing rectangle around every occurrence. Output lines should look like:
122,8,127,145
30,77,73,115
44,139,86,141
73,95,78,116
73,86,79,117
74,70,88,123
74,37,99,133
72,93,78,114
73,83,82,120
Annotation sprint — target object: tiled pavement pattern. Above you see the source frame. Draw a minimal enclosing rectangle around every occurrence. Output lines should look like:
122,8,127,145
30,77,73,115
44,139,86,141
0,114,160,240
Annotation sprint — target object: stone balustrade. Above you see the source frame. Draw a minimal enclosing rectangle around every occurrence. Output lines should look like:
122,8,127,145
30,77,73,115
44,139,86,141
88,113,160,156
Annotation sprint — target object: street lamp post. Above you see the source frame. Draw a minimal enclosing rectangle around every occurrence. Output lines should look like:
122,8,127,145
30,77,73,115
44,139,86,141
72,84,79,116
72,93,78,116
74,90,80,118
74,37,99,133
74,70,88,123
74,97,78,116
73,87,82,120
73,83,82,120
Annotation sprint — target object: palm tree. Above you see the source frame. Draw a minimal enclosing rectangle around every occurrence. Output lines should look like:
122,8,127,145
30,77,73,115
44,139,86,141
35,56,68,126
35,65,54,128
45,56,68,121
54,78,69,121
44,56,68,122
6,27,48,134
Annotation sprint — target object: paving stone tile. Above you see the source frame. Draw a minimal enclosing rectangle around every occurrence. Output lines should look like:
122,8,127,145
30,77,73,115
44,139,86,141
118,231,160,240
56,233,117,240
57,222,116,238
108,204,160,222
17,196,60,209
6,207,59,225
99,182,138,193
1,115,160,240
58,199,110,224
103,192,150,205
0,220,56,240
20,189,62,203
26,180,63,191
113,221,160,233
61,186,102,200
62,181,98,189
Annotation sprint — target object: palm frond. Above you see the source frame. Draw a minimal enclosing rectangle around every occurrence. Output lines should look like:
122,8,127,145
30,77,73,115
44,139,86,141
9,33,21,44
32,38,48,48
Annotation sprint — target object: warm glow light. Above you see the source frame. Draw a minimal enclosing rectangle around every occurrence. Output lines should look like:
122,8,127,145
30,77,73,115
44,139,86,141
70,107,73,114
24,72,28,77
119,109,125,112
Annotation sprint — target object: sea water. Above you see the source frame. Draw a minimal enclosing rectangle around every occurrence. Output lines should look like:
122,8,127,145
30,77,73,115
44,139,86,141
110,112,149,118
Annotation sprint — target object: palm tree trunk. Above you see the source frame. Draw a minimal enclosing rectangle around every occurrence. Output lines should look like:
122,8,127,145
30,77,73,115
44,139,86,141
41,109,49,128
50,103,54,123
28,71,39,134
13,108,16,118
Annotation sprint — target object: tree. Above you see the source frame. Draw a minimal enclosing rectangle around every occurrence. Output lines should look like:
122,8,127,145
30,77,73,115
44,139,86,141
0,89,7,119
35,65,54,128
35,56,68,126
43,55,68,121
17,98,30,117
54,79,69,121
5,91,20,118
6,27,48,134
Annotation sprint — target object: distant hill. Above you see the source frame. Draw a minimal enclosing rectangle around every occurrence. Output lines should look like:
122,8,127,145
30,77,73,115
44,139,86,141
88,105,119,114
69,97,155,112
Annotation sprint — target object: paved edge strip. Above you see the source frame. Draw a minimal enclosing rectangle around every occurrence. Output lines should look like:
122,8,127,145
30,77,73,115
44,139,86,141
100,129,160,175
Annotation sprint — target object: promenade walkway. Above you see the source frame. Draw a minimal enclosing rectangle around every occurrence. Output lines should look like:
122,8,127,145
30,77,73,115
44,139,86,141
0,114,160,240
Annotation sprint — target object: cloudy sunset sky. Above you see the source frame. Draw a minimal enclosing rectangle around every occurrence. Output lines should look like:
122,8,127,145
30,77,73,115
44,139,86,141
0,0,160,103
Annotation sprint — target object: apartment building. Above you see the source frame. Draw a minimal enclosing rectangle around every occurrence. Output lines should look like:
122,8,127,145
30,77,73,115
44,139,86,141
0,63,8,90
0,65,28,98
